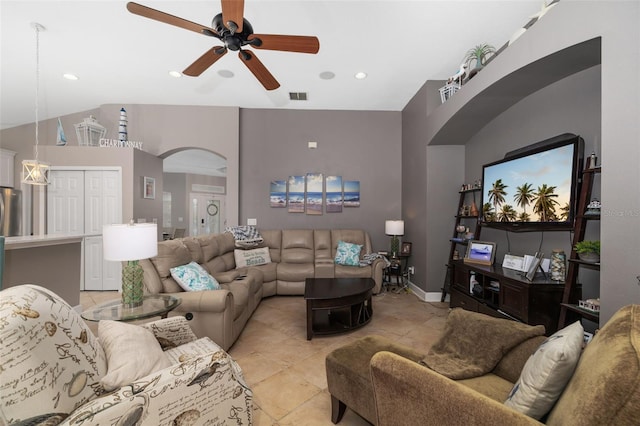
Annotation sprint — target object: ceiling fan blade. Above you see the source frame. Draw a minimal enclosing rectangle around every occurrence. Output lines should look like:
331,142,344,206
127,2,219,37
183,47,227,76
238,51,280,91
248,34,319,54
221,0,244,33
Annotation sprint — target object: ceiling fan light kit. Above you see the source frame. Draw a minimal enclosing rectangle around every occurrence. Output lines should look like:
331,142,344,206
126,0,320,91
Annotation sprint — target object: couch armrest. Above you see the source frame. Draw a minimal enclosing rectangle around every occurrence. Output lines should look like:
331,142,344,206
142,316,199,348
370,258,386,293
370,351,541,426
61,350,252,426
164,288,233,314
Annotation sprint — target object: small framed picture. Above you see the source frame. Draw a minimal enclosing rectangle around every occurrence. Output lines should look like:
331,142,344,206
401,242,412,255
525,252,545,281
143,176,155,199
464,240,496,266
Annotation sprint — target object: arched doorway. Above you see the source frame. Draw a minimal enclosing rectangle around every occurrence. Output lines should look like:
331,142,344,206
162,148,227,237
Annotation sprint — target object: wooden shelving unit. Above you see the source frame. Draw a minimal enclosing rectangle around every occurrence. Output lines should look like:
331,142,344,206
441,186,482,302
558,167,601,327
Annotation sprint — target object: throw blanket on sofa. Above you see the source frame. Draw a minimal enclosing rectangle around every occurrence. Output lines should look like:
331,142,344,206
360,253,390,268
421,308,545,380
225,225,264,248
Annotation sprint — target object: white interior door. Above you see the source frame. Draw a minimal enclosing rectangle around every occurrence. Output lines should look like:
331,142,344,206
48,169,122,291
84,171,122,290
47,171,84,235
189,193,225,236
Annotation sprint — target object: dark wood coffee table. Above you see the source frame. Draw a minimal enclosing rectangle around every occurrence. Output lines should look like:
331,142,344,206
304,278,374,340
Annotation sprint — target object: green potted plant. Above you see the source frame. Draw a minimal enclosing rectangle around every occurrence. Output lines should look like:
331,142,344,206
463,43,496,79
574,240,600,263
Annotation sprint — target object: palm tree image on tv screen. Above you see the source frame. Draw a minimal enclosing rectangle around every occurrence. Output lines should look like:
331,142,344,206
482,143,576,225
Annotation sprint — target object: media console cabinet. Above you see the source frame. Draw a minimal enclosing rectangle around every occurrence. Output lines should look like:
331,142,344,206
449,260,565,335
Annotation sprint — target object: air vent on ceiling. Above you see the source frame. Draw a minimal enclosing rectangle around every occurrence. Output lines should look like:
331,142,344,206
289,92,308,101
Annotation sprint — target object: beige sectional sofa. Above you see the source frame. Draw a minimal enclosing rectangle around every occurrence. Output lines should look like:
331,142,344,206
139,229,385,350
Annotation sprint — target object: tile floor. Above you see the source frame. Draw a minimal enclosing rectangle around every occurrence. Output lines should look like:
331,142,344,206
80,288,449,425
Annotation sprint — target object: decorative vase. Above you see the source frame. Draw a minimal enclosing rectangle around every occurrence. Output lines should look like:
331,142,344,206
121,260,144,307
550,249,566,281
578,252,600,263
390,235,400,258
470,200,479,217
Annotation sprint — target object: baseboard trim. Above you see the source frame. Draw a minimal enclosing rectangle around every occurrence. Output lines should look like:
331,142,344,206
407,281,449,302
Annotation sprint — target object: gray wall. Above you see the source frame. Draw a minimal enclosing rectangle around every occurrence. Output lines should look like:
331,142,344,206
403,1,640,323
466,66,601,304
239,108,401,252
402,80,464,296
133,148,164,234
163,173,187,230
466,66,601,257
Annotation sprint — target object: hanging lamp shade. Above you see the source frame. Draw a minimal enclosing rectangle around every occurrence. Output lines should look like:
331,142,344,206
22,159,50,185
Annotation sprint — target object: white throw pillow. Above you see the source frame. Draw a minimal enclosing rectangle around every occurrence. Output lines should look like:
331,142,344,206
170,261,220,291
234,247,271,268
99,320,172,391
504,321,584,419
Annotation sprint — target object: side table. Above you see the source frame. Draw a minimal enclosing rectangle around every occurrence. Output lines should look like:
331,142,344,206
81,294,181,322
384,254,410,292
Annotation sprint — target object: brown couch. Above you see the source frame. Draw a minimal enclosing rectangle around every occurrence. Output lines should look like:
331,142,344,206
369,304,640,425
139,229,386,351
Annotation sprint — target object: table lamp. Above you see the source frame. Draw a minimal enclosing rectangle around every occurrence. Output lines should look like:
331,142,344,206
385,220,404,258
103,222,158,307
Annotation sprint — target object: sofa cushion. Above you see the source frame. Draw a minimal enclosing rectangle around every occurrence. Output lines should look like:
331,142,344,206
457,373,515,403
99,320,171,391
504,321,584,419
546,304,640,426
260,229,282,262
151,239,192,278
281,229,314,263
182,236,205,264
234,247,272,268
170,261,221,291
331,229,369,256
335,240,363,266
335,263,372,278
314,229,332,260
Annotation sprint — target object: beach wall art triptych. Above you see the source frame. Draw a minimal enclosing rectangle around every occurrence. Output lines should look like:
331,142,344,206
270,174,360,215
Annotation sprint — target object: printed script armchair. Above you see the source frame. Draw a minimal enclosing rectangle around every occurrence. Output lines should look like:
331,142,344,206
0,284,252,425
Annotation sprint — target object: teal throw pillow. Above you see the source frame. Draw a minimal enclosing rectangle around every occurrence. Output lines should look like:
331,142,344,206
335,240,363,266
170,261,220,291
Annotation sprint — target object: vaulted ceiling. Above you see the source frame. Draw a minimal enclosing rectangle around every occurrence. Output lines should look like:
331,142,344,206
1,1,542,130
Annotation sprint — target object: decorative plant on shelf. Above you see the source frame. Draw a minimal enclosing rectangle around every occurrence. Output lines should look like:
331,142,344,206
463,43,496,80
574,240,600,263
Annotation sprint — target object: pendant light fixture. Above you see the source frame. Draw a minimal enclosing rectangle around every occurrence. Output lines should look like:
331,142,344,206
22,22,50,186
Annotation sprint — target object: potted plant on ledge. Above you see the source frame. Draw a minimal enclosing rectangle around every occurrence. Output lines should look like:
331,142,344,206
574,240,600,263
463,43,496,80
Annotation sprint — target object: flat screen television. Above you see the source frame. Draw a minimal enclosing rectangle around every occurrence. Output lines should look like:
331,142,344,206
480,133,584,232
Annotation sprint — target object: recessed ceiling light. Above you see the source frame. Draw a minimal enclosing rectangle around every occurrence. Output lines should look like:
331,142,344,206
319,71,335,80
168,71,182,78
217,69,234,78
63,73,78,81
354,72,368,80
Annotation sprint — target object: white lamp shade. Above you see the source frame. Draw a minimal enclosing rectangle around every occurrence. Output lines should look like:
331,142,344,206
385,220,404,236
103,223,158,261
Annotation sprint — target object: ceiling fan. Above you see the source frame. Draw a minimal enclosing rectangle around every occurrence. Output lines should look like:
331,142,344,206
126,1,320,90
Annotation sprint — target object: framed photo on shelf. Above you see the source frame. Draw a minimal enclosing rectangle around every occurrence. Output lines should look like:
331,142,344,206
463,240,496,266
143,176,155,199
525,252,545,281
401,242,412,255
